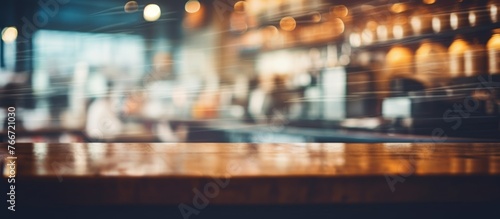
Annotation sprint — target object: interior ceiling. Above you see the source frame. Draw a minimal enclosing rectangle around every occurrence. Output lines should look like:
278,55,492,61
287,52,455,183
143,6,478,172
1,0,185,37
0,0,384,37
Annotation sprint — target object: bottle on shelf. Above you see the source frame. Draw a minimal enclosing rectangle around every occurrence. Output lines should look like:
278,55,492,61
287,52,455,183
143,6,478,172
361,25,376,45
487,29,500,75
449,1,469,30
410,2,434,35
431,7,450,33
415,40,449,87
470,0,492,27
392,15,411,40
489,0,499,23
376,23,390,41
449,36,471,78
385,45,414,78
464,39,487,77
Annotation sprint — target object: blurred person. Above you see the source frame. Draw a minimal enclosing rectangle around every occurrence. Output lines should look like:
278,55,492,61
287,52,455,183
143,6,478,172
85,79,188,142
85,81,123,141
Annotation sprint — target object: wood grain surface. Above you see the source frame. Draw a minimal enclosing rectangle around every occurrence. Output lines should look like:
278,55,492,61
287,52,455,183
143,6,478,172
2,143,500,206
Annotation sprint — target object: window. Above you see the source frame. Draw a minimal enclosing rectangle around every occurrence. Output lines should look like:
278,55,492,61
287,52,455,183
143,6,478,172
32,30,146,96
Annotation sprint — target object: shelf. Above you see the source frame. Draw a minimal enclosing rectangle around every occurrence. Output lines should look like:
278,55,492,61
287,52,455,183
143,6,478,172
351,22,500,51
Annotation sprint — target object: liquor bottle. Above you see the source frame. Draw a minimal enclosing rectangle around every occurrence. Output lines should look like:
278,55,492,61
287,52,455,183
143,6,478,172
449,1,468,30
386,45,414,78
410,2,434,35
464,39,487,77
392,15,410,39
468,0,489,27
489,0,499,23
415,40,449,87
431,6,450,33
488,29,500,75
449,36,471,77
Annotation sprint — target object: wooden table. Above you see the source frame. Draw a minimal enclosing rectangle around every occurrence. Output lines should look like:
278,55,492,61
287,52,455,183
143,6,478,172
2,143,500,218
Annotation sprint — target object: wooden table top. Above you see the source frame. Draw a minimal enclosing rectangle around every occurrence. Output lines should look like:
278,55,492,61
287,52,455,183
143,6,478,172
3,143,500,206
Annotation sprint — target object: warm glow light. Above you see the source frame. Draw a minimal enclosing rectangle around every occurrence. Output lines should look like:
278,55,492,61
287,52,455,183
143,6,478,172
416,41,433,58
331,18,345,35
432,16,442,32
361,28,374,45
264,25,279,38
367,20,378,31
390,3,407,13
234,1,246,12
311,12,322,23
185,0,201,14
230,12,248,32
468,11,477,26
491,4,498,23
450,13,459,30
124,1,138,13
411,16,422,34
449,37,470,77
349,33,361,47
423,0,436,4
144,4,161,22
1,27,17,43
489,29,500,47
377,25,388,41
449,38,470,54
332,5,348,17
280,16,296,31
487,29,500,74
386,46,413,71
393,25,404,39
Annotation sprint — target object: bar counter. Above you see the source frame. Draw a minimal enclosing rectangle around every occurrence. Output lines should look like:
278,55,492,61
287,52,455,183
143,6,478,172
3,142,500,208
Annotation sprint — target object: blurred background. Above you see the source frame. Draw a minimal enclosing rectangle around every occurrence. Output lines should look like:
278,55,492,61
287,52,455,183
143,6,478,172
1,0,500,143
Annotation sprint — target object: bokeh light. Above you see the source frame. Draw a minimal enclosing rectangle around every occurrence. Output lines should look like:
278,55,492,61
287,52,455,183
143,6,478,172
331,18,345,35
390,3,407,13
124,1,138,13
411,16,422,34
349,33,361,47
450,13,459,30
1,27,18,43
311,12,322,23
377,25,388,41
144,4,161,22
491,4,498,23
392,25,404,39
468,11,477,26
185,0,201,14
234,1,246,13
280,16,296,31
432,16,442,32
361,29,374,45
332,5,348,17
